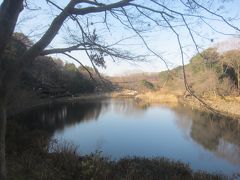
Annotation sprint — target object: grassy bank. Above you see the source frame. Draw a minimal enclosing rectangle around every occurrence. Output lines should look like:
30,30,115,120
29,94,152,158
181,95,240,119
113,89,240,119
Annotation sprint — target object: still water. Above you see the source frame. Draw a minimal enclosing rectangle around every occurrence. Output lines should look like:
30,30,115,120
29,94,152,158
20,98,240,175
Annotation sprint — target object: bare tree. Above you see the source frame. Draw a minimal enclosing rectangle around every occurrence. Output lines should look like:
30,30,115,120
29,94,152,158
0,0,240,179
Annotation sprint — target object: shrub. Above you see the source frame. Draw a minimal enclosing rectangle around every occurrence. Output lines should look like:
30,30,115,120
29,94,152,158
141,80,155,90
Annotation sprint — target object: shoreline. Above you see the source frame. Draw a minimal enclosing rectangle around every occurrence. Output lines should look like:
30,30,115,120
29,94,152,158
179,95,240,120
8,93,111,117
8,90,240,120
112,89,240,120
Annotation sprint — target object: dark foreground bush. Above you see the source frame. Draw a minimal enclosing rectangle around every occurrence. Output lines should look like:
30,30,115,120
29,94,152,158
7,146,227,180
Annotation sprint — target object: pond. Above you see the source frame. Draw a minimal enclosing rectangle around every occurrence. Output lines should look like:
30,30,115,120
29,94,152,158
17,98,240,175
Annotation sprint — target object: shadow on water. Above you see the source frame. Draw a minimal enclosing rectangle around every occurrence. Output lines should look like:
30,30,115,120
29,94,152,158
172,106,240,167
17,100,107,131
7,99,106,154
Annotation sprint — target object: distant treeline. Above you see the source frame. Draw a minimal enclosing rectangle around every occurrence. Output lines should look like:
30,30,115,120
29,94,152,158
22,56,97,97
111,47,240,96
159,48,240,96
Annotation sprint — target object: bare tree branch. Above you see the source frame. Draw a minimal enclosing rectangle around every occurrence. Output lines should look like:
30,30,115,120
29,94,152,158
71,0,133,15
121,7,170,70
161,12,218,113
191,0,240,32
62,52,96,82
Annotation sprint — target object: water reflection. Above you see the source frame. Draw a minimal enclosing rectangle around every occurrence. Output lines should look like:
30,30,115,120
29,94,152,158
14,98,240,174
174,108,240,166
19,100,107,132
17,99,145,133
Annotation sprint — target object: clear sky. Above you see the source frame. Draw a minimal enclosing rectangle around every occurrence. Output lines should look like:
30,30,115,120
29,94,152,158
2,0,240,76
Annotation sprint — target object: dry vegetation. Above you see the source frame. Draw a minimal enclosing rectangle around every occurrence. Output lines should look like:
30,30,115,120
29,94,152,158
7,137,227,180
109,48,240,118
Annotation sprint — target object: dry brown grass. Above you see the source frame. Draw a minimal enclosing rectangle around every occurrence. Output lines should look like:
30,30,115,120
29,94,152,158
110,89,138,97
135,91,179,103
205,96,240,118
183,95,240,119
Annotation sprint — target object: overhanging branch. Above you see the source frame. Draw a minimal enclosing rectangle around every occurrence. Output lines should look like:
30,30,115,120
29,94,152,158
71,0,133,15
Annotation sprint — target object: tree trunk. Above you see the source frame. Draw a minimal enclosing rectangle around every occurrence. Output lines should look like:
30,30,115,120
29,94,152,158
238,65,240,94
0,0,24,55
0,98,6,180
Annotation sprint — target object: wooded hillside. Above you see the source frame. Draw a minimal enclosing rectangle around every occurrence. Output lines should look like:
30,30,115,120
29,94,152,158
110,47,240,97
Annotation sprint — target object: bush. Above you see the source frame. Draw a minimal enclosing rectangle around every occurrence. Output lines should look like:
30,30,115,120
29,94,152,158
7,136,228,180
141,80,155,90
217,77,237,96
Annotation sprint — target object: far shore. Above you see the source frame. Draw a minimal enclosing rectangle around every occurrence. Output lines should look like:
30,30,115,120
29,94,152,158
111,89,240,120
8,89,240,120
8,93,110,117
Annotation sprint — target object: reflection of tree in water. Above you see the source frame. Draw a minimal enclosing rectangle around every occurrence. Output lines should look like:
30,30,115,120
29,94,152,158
173,106,240,165
7,100,109,153
16,99,150,135
217,138,240,165
8,99,146,155
171,108,192,138
110,99,146,117
19,100,109,132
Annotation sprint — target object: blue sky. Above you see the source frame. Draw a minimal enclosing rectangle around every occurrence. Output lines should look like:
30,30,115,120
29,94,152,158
2,0,240,76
